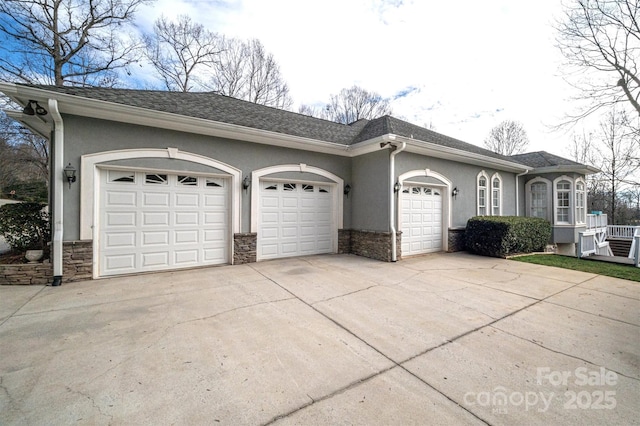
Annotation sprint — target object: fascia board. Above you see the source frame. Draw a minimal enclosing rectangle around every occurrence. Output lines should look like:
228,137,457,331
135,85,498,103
528,165,601,175
395,136,531,172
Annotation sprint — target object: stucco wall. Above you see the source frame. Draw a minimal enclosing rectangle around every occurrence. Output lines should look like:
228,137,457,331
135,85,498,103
350,150,390,232
396,153,517,227
61,115,353,240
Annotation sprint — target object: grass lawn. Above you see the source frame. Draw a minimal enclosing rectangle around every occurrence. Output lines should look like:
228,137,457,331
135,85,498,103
512,254,640,282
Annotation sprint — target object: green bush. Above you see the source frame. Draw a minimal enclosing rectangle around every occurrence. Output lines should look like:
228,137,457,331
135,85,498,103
465,216,551,258
0,202,50,252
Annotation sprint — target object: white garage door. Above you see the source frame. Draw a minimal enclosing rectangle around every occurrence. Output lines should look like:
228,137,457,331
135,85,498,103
99,169,229,277
259,181,334,260
401,185,443,256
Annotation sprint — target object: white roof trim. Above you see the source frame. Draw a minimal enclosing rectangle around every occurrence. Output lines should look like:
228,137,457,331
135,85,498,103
0,83,531,171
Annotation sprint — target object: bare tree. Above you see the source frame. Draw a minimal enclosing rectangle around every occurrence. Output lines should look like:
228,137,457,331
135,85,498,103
556,0,640,122
483,120,530,155
207,37,292,109
143,15,220,92
594,108,639,222
0,0,153,86
324,86,392,124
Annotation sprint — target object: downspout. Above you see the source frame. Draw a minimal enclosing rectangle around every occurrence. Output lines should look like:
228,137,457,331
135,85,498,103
388,140,406,262
49,99,64,286
515,170,529,216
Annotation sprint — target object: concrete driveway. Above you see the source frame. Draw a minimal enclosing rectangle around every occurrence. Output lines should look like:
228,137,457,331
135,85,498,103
1,252,638,425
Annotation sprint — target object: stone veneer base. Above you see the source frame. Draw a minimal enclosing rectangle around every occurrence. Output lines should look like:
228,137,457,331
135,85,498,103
339,229,401,262
234,233,257,264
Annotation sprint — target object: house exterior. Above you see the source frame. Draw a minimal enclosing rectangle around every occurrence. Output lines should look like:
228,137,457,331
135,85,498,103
0,83,599,284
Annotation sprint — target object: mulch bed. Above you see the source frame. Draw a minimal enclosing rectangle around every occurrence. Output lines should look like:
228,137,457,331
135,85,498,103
0,252,29,264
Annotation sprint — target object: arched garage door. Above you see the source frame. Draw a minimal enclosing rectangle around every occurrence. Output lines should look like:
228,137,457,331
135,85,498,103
98,169,229,276
401,185,443,256
258,180,335,260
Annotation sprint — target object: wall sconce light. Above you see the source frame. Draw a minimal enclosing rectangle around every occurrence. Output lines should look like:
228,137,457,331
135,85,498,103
23,100,48,116
63,163,76,188
242,175,251,191
452,187,459,199
394,182,401,193
344,184,351,197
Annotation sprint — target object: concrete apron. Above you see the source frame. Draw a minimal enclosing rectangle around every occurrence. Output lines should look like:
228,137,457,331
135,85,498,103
0,252,638,425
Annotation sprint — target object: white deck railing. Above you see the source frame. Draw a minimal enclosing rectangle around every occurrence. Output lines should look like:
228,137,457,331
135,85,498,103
607,225,640,240
586,213,608,230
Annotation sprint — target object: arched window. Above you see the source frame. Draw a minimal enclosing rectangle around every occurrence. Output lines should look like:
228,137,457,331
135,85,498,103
555,179,572,224
575,179,586,224
491,173,502,216
477,171,488,215
525,177,552,222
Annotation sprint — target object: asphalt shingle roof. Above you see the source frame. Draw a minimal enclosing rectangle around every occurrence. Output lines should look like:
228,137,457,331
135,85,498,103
27,85,364,145
20,85,586,170
509,151,584,168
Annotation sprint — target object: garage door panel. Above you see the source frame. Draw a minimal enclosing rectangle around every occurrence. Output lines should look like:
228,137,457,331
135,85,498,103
204,211,227,224
107,212,136,226
175,211,198,225
142,251,169,267
282,226,298,238
100,169,229,277
142,231,169,246
174,249,198,264
106,191,136,206
105,254,135,271
204,229,226,242
282,212,298,222
143,212,169,226
175,230,198,244
175,193,199,207
205,193,227,207
143,192,170,206
281,242,298,254
204,247,225,261
106,232,136,248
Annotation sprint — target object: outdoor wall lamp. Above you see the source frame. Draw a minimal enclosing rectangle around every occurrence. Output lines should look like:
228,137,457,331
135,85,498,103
242,175,251,191
63,163,77,189
452,187,460,199
394,182,401,193
23,100,48,116
344,184,351,197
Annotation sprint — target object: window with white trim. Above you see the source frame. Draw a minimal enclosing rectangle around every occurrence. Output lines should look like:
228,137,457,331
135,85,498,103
491,173,502,216
556,180,571,224
530,182,548,219
575,180,586,224
477,171,488,216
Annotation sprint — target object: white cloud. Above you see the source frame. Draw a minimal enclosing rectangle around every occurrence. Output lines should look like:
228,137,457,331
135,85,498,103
135,0,591,158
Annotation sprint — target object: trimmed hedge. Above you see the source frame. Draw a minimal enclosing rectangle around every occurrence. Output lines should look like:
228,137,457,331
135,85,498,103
465,216,551,258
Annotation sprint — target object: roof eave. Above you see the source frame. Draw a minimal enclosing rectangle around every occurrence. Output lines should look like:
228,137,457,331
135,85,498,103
528,165,601,175
0,83,354,156
394,135,531,172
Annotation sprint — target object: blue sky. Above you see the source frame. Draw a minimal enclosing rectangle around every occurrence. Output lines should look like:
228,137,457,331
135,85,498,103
135,0,581,156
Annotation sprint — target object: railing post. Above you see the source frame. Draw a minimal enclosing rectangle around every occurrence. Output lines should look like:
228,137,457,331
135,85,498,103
577,232,583,259
634,235,640,268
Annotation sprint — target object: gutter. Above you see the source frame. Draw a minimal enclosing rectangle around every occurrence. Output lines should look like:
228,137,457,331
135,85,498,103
49,99,64,286
515,170,529,216
381,137,406,262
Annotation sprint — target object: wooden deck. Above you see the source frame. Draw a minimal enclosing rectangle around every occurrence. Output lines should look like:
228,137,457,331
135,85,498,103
585,255,637,266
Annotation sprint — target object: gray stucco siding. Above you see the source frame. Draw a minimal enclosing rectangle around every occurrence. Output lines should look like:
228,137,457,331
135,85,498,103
395,153,517,227
350,150,390,232
61,115,353,240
